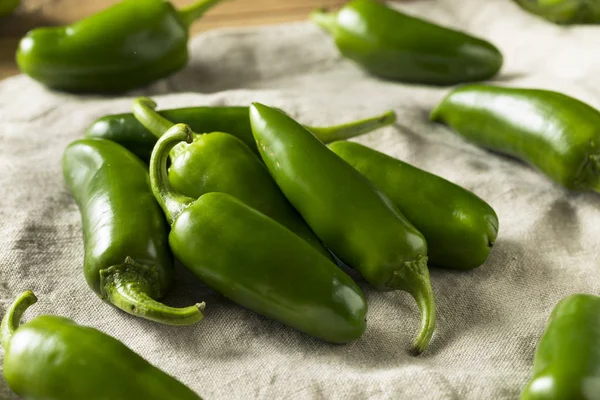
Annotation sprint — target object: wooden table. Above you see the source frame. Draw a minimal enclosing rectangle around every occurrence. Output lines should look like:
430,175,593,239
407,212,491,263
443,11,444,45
0,0,346,79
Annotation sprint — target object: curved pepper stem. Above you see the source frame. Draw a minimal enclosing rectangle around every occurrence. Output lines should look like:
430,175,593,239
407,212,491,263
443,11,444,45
311,8,339,35
389,256,436,355
308,110,396,143
100,257,204,326
133,97,174,139
150,124,196,224
1,290,37,350
178,0,228,29
133,97,192,160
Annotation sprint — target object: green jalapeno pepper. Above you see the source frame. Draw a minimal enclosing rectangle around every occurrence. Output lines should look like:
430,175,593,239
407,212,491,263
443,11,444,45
86,101,396,161
521,293,600,400
431,84,600,192
1,291,202,400
63,138,203,325
514,0,600,24
0,0,19,16
149,124,368,343
249,103,436,354
16,0,225,93
329,141,499,270
131,98,333,260
311,0,503,85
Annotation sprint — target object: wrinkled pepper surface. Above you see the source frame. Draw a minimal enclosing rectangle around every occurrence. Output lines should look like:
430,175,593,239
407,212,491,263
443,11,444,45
522,293,600,400
149,124,368,343
431,84,600,192
1,291,202,400
514,0,600,24
132,97,332,259
63,138,203,324
330,141,499,270
250,103,436,354
86,101,396,161
311,0,503,85
0,0,19,16
17,0,225,92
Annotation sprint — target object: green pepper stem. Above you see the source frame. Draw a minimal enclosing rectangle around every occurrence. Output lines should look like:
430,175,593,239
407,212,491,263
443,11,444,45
133,97,175,140
178,0,227,29
310,8,338,36
309,111,397,143
389,256,436,355
150,124,197,224
1,290,37,350
100,257,204,325
133,97,194,160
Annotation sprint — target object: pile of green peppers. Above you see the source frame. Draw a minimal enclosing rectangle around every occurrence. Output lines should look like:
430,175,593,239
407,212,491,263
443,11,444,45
4,0,600,398
2,94,503,398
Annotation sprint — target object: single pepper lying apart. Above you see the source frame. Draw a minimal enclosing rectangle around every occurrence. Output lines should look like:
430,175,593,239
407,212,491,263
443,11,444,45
514,0,600,24
250,103,436,354
17,0,225,92
131,97,334,260
431,85,600,193
86,101,396,161
521,293,600,400
149,124,368,343
311,0,503,85
63,138,203,325
329,141,499,270
1,291,202,400
0,0,19,16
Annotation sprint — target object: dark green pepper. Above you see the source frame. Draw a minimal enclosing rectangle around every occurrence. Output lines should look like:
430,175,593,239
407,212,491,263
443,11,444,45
1,291,202,400
311,0,503,85
132,98,333,260
0,0,19,16
63,138,203,325
514,0,600,24
16,0,225,93
87,106,250,160
86,101,396,161
249,103,436,354
329,141,499,270
149,124,368,343
431,84,600,192
521,293,600,400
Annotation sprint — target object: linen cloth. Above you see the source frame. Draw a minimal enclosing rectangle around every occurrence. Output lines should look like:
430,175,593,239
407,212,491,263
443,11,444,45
1,0,599,398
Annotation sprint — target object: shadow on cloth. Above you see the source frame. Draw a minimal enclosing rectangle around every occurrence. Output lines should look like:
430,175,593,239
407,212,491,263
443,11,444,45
422,237,553,361
160,47,263,95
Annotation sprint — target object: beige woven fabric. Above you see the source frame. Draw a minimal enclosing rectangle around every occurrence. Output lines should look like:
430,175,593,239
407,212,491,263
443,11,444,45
1,0,599,399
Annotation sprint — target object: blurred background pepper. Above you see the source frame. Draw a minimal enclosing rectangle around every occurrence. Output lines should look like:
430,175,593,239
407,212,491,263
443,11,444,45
0,0,19,17
0,0,347,80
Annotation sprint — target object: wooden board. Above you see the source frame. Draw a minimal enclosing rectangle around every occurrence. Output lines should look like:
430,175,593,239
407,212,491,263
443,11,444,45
0,0,348,79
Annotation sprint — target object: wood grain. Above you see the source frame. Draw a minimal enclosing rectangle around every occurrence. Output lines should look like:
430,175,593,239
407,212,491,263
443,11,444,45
0,0,346,79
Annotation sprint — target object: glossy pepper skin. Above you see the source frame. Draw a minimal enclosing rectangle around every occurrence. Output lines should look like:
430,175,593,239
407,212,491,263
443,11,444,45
514,0,600,24
311,0,503,85
86,102,396,161
149,125,368,343
431,84,600,192
329,141,499,270
132,98,333,260
521,294,600,400
16,0,225,93
250,103,436,354
0,0,19,16
1,291,202,400
63,138,203,325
